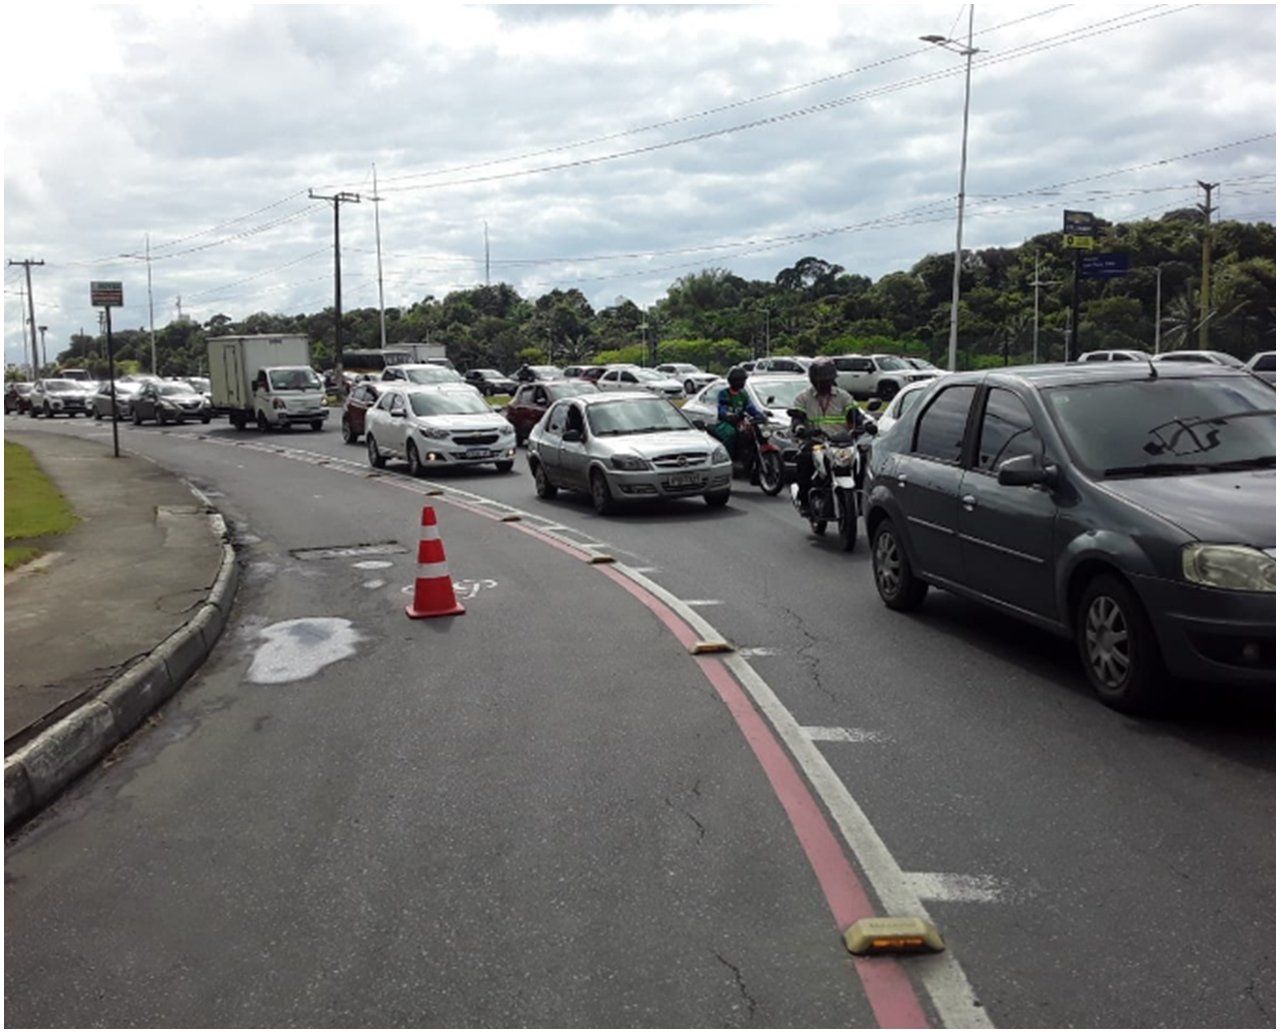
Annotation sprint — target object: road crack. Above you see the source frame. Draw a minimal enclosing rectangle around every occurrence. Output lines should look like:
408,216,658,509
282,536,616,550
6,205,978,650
713,952,758,1020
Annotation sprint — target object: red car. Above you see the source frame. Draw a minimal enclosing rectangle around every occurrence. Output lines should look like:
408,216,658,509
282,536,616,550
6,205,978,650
502,380,600,445
340,380,388,444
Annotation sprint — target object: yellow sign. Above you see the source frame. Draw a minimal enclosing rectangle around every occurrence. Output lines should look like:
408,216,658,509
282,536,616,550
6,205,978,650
1063,234,1097,250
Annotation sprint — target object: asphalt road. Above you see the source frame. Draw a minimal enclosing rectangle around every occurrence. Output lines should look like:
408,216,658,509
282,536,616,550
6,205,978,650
6,413,1275,1028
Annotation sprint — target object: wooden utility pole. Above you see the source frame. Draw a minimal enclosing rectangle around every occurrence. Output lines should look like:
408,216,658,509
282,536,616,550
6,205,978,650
1196,180,1218,350
310,190,361,391
8,258,44,377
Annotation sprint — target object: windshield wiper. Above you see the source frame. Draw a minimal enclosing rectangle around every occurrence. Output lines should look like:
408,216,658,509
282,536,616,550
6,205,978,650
1103,456,1276,477
1201,455,1276,471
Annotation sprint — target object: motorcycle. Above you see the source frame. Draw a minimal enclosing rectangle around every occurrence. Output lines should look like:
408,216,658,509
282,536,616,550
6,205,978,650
788,416,877,551
736,414,786,496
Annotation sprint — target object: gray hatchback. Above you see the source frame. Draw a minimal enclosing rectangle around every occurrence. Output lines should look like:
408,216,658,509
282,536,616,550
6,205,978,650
864,363,1275,712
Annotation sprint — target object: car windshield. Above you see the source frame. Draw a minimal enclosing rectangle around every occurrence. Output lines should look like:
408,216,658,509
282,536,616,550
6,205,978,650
748,377,807,409
409,391,491,417
43,380,78,393
269,369,322,390
159,383,195,396
405,367,462,384
587,398,690,436
1043,377,1277,477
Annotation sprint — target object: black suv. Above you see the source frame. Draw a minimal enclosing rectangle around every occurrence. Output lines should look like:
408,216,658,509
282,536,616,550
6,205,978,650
864,363,1276,711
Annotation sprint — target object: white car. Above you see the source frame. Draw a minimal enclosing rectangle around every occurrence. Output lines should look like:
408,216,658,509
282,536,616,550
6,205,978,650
654,363,718,395
364,384,517,475
1078,350,1153,363
870,378,935,436
1245,350,1276,384
1152,349,1246,369
596,365,685,400
832,354,937,400
380,363,466,386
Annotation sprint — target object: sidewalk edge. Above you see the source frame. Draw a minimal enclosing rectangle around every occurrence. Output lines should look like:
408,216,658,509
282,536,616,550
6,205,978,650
4,520,238,833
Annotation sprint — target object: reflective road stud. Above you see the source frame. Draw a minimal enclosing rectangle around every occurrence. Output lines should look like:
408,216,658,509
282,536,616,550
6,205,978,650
843,917,945,956
406,506,466,619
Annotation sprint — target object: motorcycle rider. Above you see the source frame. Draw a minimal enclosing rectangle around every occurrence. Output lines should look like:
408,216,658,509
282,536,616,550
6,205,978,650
791,356,870,516
714,366,766,478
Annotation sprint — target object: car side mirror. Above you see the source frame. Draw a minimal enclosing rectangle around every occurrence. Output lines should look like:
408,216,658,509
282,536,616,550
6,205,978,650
689,417,708,431
997,454,1057,488
563,429,584,443
390,406,406,418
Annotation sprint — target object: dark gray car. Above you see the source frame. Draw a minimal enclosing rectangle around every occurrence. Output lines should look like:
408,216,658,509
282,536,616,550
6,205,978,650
864,363,1275,712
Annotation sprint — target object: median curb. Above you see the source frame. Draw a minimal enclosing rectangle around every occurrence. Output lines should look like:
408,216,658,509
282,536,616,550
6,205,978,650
4,514,239,833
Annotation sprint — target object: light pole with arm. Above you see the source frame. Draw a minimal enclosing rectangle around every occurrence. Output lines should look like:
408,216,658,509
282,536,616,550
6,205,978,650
922,5,977,372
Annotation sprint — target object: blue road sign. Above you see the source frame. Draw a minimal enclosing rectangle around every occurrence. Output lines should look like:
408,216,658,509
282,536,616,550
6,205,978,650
1080,252,1129,279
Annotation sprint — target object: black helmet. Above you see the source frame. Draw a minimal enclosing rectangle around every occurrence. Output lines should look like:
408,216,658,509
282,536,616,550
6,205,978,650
727,366,748,390
809,357,837,389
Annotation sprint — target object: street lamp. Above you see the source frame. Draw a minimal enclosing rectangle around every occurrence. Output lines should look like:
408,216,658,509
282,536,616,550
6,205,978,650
922,6,977,372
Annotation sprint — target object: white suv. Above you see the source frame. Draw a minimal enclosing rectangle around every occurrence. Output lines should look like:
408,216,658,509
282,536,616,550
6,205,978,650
833,354,936,400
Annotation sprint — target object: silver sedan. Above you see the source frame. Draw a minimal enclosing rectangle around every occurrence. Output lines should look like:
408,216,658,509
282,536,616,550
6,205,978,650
526,392,732,514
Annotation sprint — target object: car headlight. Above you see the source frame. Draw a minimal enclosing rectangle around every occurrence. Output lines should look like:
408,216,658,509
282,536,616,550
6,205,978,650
711,445,730,464
418,426,451,440
1181,544,1276,593
498,424,514,436
610,454,652,471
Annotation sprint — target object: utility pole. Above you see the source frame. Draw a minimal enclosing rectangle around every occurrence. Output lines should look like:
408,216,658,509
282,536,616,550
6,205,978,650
310,189,361,391
8,258,44,377
1196,180,1218,350
1030,251,1060,363
371,164,388,350
38,326,48,372
1153,264,1163,354
118,237,158,372
484,221,491,286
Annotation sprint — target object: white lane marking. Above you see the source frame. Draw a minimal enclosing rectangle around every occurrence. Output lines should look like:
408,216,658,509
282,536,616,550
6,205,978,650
454,578,498,599
362,579,386,590
736,647,778,657
803,726,892,744
682,599,723,606
903,873,1008,904
722,653,991,1029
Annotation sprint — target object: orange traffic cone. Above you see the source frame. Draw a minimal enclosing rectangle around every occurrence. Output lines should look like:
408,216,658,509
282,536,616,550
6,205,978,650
406,505,466,619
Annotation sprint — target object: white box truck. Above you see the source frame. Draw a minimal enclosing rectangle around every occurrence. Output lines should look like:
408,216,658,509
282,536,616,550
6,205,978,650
207,334,330,431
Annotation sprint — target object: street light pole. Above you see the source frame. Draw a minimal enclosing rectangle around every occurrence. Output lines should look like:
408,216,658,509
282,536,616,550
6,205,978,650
922,6,977,372
1030,251,1060,364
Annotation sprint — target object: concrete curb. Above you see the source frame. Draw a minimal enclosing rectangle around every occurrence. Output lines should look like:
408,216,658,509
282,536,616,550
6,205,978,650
4,515,239,833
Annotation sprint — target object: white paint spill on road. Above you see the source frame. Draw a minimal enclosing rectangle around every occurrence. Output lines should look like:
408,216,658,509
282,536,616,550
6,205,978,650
903,872,1008,904
803,726,892,744
735,647,778,657
353,560,394,569
246,618,363,685
362,579,386,590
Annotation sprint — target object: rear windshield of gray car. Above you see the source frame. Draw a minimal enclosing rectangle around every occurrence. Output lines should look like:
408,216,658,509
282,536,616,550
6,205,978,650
1043,377,1276,477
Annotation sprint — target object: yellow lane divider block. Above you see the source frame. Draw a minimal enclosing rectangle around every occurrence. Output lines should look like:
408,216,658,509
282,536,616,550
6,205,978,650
843,917,944,956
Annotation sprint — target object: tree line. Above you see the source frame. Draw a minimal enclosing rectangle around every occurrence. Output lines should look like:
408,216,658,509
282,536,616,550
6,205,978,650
40,208,1276,379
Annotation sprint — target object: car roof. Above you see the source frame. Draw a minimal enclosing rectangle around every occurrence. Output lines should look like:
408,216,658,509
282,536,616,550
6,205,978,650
571,390,668,405
928,361,1252,390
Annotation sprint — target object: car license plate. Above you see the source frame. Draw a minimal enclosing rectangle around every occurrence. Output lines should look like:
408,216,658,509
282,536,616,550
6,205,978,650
666,473,701,488
465,448,492,459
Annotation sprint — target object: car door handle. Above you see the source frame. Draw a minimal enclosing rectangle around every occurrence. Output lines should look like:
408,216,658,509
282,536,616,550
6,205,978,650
962,494,976,511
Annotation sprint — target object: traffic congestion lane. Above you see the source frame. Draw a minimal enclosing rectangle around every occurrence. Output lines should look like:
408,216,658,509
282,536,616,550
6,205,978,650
12,414,1276,1028
4,423,898,1028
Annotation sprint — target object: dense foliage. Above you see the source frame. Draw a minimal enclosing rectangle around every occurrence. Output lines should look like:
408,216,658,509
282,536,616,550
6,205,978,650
39,212,1276,378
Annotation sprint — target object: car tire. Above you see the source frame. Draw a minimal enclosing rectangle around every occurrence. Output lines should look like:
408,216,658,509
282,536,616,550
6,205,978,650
256,410,271,432
758,451,784,496
341,419,356,445
367,434,387,469
310,420,322,431
1076,573,1163,713
533,461,557,499
589,470,615,515
203,416,212,425
494,460,514,473
43,403,53,419
94,410,103,421
871,518,928,611
406,440,424,477
132,409,142,425
704,490,730,509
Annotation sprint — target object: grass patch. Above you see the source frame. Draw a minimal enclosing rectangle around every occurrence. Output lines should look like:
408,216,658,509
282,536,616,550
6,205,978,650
4,440,78,569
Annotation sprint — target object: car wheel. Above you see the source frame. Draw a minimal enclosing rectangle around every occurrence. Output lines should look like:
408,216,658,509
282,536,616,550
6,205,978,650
43,403,53,419
367,434,387,469
871,518,927,611
256,410,271,432
878,381,900,401
310,420,322,431
406,440,424,477
684,379,696,395
94,410,103,421
203,416,213,425
704,490,730,509
494,460,514,473
132,409,142,425
589,470,615,515
1076,573,1163,712
533,461,557,499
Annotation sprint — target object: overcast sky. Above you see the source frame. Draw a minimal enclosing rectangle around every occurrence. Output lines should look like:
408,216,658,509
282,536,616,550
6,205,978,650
3,3,1275,370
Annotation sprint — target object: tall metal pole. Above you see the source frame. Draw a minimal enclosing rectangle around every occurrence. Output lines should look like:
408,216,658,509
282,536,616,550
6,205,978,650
1153,265,1163,354
922,7,976,372
372,165,388,351
105,306,120,457
1030,251,1059,364
38,326,48,372
1196,180,1217,351
309,190,361,390
146,233,157,374
8,259,44,377
1068,250,1082,362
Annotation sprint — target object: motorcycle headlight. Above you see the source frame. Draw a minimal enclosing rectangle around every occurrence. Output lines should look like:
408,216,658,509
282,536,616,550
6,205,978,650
711,445,730,464
830,446,856,466
1182,545,1275,593
610,454,651,471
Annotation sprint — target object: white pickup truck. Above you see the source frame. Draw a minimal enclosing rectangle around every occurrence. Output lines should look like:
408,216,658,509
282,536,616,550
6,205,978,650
832,354,937,400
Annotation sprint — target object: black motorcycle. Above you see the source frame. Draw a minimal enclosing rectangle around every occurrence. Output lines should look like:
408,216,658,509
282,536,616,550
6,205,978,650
788,416,877,551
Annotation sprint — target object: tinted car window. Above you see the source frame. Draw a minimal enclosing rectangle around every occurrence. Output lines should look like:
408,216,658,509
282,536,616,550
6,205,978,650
913,385,976,463
1043,376,1276,476
1254,354,1275,372
976,388,1044,472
